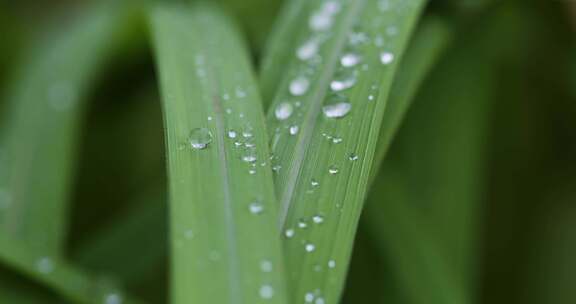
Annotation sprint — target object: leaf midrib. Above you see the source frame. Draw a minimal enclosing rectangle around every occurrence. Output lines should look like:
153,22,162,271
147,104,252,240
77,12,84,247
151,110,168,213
277,0,368,229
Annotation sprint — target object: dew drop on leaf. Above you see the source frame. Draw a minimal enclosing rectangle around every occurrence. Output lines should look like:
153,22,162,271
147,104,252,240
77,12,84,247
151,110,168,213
289,125,300,135
259,285,274,299
275,102,294,120
188,128,213,150
380,51,395,65
289,77,310,96
323,102,351,118
340,53,361,67
305,243,316,252
328,165,339,175
249,201,264,214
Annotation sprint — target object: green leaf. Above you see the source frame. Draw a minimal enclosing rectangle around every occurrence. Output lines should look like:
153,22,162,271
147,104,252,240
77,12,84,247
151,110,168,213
0,2,139,256
260,0,425,301
149,3,287,304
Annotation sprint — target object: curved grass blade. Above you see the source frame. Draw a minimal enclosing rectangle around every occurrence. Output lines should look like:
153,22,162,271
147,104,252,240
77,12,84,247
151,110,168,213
0,234,142,304
0,2,140,256
261,0,425,301
149,4,287,304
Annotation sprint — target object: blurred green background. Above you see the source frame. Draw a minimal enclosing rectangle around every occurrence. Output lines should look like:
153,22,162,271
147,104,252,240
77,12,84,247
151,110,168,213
0,0,574,303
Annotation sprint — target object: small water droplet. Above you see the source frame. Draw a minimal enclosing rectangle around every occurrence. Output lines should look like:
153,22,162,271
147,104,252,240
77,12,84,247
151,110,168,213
242,130,254,138
315,297,326,304
380,52,395,65
311,179,320,187
332,137,342,144
248,168,257,175
328,260,336,268
289,77,310,96
297,39,319,61
349,153,359,161
260,260,273,272
235,87,247,98
207,116,213,121
368,94,375,101
340,53,361,67
36,257,54,274
242,153,257,163
309,13,333,31
272,165,282,172
188,128,213,150
323,99,351,119
305,292,315,303
298,219,308,229
305,243,316,252
328,165,339,175
285,229,295,238
312,215,324,224
275,102,294,120
259,285,274,299
289,125,299,135
227,130,237,139
249,201,264,214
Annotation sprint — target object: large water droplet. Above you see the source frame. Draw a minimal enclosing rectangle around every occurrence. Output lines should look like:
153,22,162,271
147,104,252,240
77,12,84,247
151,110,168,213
340,53,361,67
188,128,213,150
380,51,395,65
259,285,274,299
323,98,352,119
275,102,294,120
289,77,310,96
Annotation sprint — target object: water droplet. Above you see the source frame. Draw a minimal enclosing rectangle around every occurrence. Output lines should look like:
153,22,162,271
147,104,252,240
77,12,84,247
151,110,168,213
328,260,336,268
349,153,359,161
275,102,294,120
242,153,257,163
340,53,361,67
315,297,326,304
285,229,295,238
328,165,339,175
332,137,342,144
330,71,357,92
289,77,310,96
36,257,54,274
298,219,308,229
297,39,319,61
188,128,213,150
309,13,333,31
323,100,351,119
259,285,274,299
311,179,320,187
227,130,237,139
260,260,273,272
272,165,282,172
249,201,264,214
104,293,123,304
305,243,316,252
242,129,254,138
207,116,213,121
305,292,315,303
248,168,256,175
222,93,230,100
312,215,324,224
225,108,233,114
380,52,395,65
289,125,299,135
368,94,375,101
235,87,247,98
